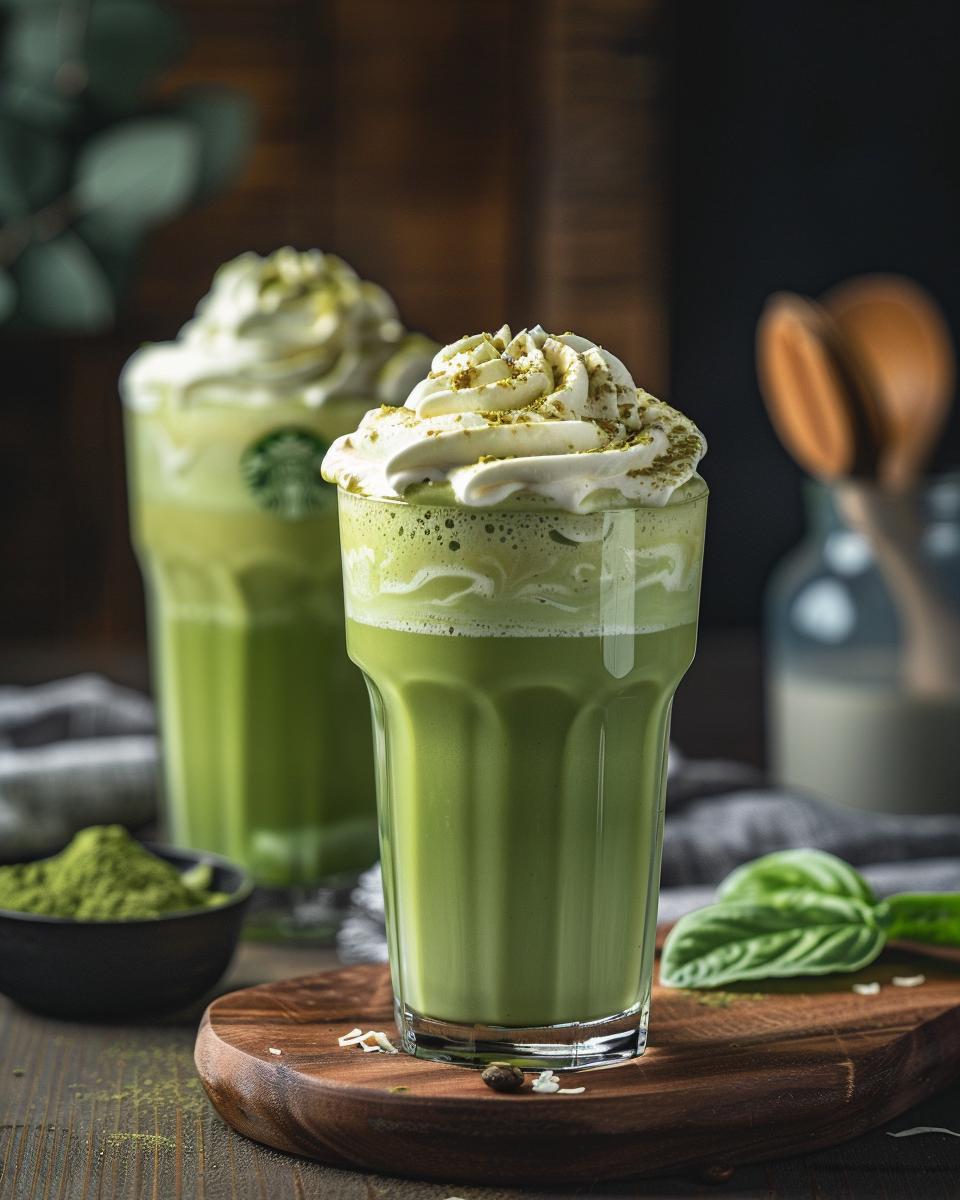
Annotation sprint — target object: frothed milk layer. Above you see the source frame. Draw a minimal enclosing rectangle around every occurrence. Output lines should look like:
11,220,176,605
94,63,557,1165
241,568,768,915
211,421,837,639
338,482,707,637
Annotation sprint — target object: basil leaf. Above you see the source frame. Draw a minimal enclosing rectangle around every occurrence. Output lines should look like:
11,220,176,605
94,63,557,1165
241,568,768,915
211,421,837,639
660,891,886,989
884,893,960,947
718,848,875,906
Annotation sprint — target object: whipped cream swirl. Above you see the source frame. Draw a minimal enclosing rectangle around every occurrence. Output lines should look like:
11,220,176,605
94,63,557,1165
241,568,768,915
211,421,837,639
321,325,706,512
121,248,435,411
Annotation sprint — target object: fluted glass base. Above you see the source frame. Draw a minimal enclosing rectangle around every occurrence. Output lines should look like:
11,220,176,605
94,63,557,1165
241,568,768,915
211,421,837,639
396,1000,647,1070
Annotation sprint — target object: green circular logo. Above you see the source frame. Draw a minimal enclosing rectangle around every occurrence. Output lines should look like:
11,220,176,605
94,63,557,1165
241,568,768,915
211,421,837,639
241,427,334,519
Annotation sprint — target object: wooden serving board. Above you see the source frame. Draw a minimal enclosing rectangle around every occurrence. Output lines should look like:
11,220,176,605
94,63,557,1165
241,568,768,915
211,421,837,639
195,949,960,1186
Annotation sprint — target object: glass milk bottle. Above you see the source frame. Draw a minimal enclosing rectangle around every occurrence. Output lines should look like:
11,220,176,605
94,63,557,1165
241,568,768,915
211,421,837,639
766,474,960,814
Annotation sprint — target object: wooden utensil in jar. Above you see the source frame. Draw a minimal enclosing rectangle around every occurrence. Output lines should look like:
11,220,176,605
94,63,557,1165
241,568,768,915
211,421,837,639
756,292,886,481
757,288,960,697
823,274,954,490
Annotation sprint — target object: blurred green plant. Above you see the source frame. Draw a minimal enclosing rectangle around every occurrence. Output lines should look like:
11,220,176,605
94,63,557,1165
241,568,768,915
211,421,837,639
0,0,255,331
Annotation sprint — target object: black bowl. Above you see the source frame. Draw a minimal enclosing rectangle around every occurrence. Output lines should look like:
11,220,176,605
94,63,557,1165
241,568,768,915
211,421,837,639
0,846,253,1020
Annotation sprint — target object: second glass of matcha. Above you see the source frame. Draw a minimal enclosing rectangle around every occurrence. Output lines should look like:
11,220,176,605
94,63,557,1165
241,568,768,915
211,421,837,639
122,249,435,939
324,325,707,1066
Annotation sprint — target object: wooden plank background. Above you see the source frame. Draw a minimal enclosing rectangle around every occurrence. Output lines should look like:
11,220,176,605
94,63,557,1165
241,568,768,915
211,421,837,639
0,0,669,649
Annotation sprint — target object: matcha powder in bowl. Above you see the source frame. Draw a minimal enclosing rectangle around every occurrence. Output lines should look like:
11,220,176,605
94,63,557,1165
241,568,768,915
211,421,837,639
0,827,251,1018
0,825,227,920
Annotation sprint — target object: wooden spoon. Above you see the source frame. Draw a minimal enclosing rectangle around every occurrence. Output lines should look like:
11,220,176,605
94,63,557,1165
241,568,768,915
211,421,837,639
823,275,955,489
756,292,886,480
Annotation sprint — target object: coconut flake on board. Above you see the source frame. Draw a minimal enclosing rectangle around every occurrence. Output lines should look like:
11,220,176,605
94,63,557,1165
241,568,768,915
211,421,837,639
337,1027,399,1054
892,975,926,988
530,1070,585,1095
888,1127,960,1139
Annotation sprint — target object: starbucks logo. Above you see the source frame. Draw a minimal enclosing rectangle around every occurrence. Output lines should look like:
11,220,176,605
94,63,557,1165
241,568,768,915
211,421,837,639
241,427,334,519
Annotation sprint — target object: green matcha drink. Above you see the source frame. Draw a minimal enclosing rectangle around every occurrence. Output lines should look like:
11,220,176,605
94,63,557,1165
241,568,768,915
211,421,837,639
325,325,707,1065
122,249,434,937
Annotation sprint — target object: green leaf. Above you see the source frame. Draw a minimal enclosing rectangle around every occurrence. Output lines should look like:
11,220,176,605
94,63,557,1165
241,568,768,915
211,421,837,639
0,269,18,322
74,118,200,227
3,2,184,115
72,211,143,297
718,848,875,906
2,7,61,84
14,232,113,331
0,80,75,131
85,2,185,113
0,113,65,217
660,891,887,989
175,86,255,200
884,893,960,947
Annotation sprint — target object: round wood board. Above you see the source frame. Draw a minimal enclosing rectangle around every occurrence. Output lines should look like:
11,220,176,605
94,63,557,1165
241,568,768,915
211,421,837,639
195,952,960,1186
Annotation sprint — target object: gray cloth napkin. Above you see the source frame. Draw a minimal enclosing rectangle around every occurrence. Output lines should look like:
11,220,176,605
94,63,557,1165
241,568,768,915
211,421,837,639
337,745,960,963
0,675,158,861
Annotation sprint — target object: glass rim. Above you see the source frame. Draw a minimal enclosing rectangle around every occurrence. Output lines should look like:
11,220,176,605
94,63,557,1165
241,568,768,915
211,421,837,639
336,475,709,516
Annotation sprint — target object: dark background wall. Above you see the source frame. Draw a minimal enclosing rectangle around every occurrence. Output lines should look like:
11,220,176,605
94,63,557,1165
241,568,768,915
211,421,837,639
672,0,960,625
1,0,959,655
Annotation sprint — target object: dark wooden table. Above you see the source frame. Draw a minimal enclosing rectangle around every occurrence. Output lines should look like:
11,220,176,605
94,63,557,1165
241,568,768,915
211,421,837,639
2,635,959,1197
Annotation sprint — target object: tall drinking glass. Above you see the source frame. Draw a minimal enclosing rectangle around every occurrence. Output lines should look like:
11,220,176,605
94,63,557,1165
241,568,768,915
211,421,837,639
122,249,434,938
336,481,707,1066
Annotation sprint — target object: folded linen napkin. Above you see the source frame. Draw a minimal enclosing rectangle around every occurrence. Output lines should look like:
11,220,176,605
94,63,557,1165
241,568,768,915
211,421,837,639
337,746,960,963
0,675,158,861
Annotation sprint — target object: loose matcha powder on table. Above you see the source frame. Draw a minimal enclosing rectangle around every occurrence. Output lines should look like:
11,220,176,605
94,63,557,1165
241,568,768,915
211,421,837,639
0,825,227,920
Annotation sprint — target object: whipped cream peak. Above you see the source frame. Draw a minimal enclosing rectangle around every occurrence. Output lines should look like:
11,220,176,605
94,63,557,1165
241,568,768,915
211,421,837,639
321,325,706,513
121,247,435,412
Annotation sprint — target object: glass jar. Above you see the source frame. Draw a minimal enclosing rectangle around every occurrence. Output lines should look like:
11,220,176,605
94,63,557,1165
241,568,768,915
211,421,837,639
765,473,960,814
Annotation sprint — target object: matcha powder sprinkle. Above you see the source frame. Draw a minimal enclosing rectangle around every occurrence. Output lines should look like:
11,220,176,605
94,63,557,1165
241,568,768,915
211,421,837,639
0,825,227,920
